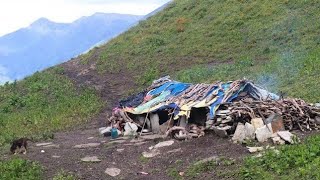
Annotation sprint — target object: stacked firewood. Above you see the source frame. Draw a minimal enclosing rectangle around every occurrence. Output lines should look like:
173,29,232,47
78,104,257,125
212,98,320,132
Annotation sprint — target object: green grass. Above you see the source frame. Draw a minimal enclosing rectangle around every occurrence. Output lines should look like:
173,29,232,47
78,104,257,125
53,170,76,180
185,159,218,178
139,155,149,163
175,48,320,103
167,167,182,180
0,158,42,180
0,67,103,145
77,0,320,100
240,135,320,180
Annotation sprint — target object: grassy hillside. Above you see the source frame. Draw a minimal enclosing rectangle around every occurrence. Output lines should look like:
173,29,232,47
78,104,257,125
1,0,319,145
0,67,102,145
81,0,320,102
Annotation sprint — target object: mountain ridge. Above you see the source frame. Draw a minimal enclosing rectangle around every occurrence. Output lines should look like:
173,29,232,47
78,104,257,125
0,13,143,83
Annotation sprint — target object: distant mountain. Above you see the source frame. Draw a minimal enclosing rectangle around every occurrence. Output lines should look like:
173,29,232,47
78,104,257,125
0,13,142,83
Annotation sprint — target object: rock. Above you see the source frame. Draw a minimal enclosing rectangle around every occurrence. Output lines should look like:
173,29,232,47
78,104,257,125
124,122,138,136
105,168,121,177
251,118,264,129
277,131,296,144
134,142,147,146
272,136,285,145
194,156,219,165
110,139,127,144
138,172,149,175
52,155,60,158
81,156,101,162
179,172,185,176
74,143,101,149
167,148,182,154
87,137,94,140
245,123,255,139
142,149,160,158
130,139,144,143
315,103,320,108
232,123,246,143
40,150,45,153
247,146,264,153
154,140,174,149
255,125,273,142
140,134,165,140
36,142,53,147
212,126,228,138
43,144,60,148
150,113,160,133
116,149,125,152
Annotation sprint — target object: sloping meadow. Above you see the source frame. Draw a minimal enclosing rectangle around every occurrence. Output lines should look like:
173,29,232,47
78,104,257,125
0,67,103,145
78,0,320,100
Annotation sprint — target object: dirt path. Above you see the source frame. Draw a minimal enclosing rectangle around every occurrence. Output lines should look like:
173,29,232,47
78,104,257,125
24,124,248,179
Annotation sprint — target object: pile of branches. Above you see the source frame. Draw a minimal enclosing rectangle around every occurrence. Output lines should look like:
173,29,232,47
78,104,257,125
215,98,320,132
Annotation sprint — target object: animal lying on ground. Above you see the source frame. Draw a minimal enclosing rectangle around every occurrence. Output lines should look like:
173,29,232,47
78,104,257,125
10,138,33,154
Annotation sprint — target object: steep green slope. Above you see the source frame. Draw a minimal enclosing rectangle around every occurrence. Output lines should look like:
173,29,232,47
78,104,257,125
0,67,102,145
81,0,320,102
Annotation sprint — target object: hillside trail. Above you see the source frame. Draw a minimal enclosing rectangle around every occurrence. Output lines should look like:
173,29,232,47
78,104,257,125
17,58,249,179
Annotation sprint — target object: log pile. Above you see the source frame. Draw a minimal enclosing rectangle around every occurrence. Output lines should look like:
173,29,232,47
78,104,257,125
211,98,320,133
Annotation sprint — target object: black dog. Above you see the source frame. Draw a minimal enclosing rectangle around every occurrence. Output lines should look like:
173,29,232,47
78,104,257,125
10,138,32,154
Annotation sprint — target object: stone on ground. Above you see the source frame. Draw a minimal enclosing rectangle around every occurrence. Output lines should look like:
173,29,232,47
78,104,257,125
255,125,272,142
36,142,53,147
74,143,101,148
142,149,160,158
251,118,264,129
272,136,285,145
167,148,182,154
277,131,296,144
154,140,174,149
232,123,246,143
43,144,60,148
247,146,264,153
81,156,101,162
105,168,121,177
140,134,165,140
245,123,255,139
212,126,230,138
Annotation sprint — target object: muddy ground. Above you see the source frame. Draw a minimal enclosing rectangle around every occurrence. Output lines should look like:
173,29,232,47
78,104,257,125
14,122,248,179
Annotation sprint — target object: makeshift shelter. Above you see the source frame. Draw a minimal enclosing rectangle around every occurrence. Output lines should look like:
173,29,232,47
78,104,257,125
118,76,279,120
105,76,320,143
107,76,292,138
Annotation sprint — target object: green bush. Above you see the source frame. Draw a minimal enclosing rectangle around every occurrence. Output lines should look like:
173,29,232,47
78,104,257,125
240,135,320,180
0,158,42,180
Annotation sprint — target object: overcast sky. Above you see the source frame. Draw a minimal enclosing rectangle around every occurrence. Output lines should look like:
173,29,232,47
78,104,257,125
0,0,170,36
